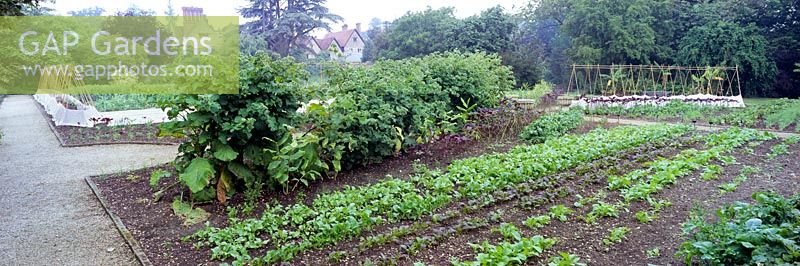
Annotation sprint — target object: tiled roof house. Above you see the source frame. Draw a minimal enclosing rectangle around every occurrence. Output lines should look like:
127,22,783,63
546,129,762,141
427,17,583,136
306,23,365,63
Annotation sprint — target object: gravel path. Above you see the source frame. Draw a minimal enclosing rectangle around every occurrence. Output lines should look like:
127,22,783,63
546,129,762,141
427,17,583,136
0,95,177,266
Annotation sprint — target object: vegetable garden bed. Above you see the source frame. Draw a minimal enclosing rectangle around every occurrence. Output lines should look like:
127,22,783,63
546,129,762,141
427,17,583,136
33,96,182,147
90,133,527,265
88,122,800,265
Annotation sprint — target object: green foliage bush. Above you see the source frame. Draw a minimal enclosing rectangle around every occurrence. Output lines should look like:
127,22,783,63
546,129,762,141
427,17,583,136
520,109,584,143
160,51,514,199
679,191,800,265
158,53,327,201
420,52,515,108
310,51,514,168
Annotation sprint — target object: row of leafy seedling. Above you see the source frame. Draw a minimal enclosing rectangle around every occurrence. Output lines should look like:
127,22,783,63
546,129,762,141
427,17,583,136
187,125,693,264
388,135,693,264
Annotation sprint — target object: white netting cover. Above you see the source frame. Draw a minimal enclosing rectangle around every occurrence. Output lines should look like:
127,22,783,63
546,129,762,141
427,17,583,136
570,94,745,109
34,94,101,127
34,94,169,127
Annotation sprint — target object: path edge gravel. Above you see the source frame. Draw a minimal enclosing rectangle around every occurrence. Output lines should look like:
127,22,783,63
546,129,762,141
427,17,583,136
86,176,153,266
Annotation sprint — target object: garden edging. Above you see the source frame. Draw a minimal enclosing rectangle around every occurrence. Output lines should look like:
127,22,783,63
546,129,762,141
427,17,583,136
85,176,153,266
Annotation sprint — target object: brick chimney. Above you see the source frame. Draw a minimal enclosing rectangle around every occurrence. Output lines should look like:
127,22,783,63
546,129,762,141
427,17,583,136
182,7,203,17
342,24,348,31
182,7,203,23
356,23,361,32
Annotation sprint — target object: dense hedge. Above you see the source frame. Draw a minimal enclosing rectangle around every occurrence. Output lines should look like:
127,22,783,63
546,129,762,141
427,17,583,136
420,52,515,108
160,51,515,199
311,52,515,168
519,109,584,144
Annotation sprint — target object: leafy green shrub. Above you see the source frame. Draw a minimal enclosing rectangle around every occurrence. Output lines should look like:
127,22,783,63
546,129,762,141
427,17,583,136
420,51,515,108
310,51,514,168
158,53,328,201
520,109,584,143
679,191,800,265
311,59,449,167
507,81,553,103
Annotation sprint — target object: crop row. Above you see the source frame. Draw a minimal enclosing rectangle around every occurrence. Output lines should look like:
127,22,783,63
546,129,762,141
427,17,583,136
188,124,692,264
342,138,689,265
482,128,771,263
348,127,766,265
585,99,800,131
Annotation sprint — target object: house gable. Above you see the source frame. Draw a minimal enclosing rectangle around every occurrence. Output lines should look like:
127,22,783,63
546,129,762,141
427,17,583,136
308,23,365,62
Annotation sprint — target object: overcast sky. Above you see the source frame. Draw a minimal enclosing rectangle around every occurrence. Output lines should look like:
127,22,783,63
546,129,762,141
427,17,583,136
45,0,524,37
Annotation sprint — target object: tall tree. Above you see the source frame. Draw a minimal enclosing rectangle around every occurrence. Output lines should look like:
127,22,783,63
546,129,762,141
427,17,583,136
239,0,342,57
165,0,175,16
380,7,461,59
520,0,573,84
561,0,664,64
676,21,776,96
361,17,385,62
20,2,51,15
0,0,42,15
743,0,800,97
458,6,517,54
241,31,270,55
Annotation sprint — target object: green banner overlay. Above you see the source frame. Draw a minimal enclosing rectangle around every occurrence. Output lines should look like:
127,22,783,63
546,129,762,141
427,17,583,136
0,16,239,94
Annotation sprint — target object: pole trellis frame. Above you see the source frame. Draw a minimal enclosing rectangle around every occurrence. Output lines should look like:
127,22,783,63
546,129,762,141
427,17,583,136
567,64,742,99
